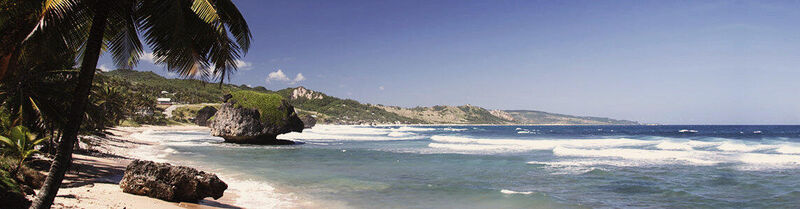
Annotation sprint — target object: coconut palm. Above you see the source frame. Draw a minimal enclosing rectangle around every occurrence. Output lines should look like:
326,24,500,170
19,0,252,208
88,85,127,129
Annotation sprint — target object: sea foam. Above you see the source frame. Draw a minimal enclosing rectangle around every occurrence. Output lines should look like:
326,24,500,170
429,134,800,170
279,125,426,142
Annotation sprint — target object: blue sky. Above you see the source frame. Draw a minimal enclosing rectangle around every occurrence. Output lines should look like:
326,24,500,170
99,0,800,124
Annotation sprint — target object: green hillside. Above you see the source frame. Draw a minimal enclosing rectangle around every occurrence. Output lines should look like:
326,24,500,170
104,69,273,103
504,110,639,125
275,87,423,124
101,69,638,125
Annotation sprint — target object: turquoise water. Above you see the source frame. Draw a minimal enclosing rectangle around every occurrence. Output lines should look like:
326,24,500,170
132,125,800,208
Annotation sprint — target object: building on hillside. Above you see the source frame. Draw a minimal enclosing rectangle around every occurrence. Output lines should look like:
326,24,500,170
157,98,172,105
135,107,155,116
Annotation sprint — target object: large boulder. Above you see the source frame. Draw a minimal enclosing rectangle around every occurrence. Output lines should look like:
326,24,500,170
119,160,227,203
193,106,217,126
209,91,304,144
300,115,317,128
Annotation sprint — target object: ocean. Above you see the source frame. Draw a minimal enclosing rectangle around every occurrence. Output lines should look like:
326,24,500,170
130,125,800,208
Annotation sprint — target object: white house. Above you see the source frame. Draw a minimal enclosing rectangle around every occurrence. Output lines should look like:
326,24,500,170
157,98,172,105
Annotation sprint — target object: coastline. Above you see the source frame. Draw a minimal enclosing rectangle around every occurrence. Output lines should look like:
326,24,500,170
49,125,241,209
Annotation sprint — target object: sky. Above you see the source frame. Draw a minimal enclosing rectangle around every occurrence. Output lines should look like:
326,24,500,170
98,0,800,124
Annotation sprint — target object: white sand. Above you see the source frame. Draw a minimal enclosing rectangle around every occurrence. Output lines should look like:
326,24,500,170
47,125,240,209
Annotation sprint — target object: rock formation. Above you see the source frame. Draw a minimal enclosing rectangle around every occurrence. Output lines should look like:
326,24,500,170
291,86,324,100
300,115,317,128
209,91,304,144
193,106,217,126
119,160,227,203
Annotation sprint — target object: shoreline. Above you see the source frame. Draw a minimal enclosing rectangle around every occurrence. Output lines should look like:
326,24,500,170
50,125,242,209
330,123,644,127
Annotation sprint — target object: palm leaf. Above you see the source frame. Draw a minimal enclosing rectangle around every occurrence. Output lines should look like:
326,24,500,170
190,0,220,25
9,126,27,143
0,135,14,148
105,1,142,69
22,149,39,159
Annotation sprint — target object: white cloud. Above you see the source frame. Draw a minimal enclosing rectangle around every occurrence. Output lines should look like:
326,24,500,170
291,73,305,84
266,69,306,84
235,59,253,70
141,52,155,63
379,86,385,90
98,64,112,72
266,69,290,83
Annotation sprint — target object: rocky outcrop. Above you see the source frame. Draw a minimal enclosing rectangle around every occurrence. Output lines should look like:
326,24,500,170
300,115,317,128
209,92,304,144
291,86,323,100
119,160,227,203
194,106,218,126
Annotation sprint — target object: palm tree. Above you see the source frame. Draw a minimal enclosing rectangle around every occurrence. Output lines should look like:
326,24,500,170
88,85,127,129
21,1,251,208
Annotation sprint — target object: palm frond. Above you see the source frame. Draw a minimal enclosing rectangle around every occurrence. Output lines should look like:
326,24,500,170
0,135,14,148
105,1,143,69
212,0,251,53
190,0,220,25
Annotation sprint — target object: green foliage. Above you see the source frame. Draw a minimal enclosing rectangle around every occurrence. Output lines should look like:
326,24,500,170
0,126,46,159
119,119,141,127
104,69,272,104
230,90,285,125
275,88,424,124
0,126,46,174
0,168,25,203
170,105,221,121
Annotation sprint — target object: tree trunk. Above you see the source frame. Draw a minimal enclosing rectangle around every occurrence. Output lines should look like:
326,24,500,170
29,4,109,209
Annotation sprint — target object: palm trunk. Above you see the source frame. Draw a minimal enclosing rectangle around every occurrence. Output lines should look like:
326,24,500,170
29,4,109,209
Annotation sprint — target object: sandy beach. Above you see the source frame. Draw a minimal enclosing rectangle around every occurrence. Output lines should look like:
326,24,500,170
47,125,241,209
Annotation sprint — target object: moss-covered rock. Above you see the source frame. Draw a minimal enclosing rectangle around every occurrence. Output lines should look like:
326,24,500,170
229,91,286,125
209,91,304,144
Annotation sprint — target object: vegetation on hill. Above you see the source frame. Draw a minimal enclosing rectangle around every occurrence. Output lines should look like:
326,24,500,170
105,69,274,103
229,91,286,125
98,70,639,125
505,110,639,125
376,105,511,124
275,87,424,124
